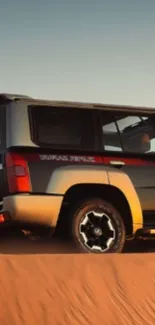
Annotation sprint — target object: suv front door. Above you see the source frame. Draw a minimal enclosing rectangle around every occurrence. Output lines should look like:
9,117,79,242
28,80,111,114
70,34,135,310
99,111,155,227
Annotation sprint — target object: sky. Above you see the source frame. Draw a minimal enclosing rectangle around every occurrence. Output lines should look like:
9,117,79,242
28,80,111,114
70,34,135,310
0,0,155,106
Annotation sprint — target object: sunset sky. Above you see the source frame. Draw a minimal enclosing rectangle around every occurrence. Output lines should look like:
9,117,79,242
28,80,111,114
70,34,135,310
0,0,155,106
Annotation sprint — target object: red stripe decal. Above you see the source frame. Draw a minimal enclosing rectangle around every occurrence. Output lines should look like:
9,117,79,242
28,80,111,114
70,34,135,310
22,154,103,163
22,153,155,166
38,154,103,163
103,157,155,166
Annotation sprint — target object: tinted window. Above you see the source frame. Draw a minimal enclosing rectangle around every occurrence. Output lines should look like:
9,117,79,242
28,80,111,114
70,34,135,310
115,115,155,153
29,106,96,150
101,111,155,154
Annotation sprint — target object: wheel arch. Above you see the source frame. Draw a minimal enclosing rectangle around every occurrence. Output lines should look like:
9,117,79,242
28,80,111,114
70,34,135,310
60,183,134,236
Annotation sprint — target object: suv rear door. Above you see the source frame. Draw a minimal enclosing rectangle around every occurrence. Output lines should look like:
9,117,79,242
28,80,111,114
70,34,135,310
25,105,99,193
99,110,155,227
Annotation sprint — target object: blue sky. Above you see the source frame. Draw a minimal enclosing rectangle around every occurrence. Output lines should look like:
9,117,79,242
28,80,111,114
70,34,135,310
0,0,155,106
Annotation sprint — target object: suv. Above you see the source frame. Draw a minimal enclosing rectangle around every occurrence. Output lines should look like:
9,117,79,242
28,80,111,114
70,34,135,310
0,93,155,253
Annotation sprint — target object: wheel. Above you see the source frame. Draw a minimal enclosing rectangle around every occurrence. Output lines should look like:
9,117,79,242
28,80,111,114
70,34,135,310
70,198,126,253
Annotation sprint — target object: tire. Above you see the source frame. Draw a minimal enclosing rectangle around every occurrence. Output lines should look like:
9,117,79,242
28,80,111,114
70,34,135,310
70,198,126,253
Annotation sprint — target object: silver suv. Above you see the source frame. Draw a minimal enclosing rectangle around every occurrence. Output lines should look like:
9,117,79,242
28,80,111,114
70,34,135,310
1,93,155,253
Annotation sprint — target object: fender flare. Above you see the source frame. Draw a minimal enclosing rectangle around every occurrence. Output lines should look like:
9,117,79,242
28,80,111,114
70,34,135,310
47,165,143,233
107,169,143,232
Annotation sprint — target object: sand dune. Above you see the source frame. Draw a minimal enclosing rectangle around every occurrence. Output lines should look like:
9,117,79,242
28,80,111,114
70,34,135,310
0,253,154,325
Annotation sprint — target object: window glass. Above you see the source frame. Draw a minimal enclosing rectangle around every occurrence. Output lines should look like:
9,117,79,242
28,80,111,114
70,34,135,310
101,111,155,154
29,106,95,150
115,115,155,153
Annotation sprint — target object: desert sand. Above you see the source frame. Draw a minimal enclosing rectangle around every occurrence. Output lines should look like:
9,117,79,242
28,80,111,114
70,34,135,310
0,249,154,325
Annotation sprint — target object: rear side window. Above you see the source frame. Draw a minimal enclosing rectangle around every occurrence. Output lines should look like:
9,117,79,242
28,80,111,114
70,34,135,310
29,106,96,150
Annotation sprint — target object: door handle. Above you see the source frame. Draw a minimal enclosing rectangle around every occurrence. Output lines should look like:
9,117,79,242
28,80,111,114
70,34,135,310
110,160,125,166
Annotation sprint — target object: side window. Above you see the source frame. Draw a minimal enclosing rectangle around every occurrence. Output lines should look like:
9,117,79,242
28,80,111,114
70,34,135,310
29,106,96,151
115,115,155,153
101,111,155,154
101,112,123,151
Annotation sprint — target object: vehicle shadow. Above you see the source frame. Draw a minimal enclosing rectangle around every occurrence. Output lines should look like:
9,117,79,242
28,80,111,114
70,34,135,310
0,228,79,255
124,239,155,254
0,227,154,255
0,226,154,255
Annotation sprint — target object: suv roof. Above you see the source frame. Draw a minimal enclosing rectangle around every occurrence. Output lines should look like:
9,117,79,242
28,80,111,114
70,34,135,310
0,93,155,114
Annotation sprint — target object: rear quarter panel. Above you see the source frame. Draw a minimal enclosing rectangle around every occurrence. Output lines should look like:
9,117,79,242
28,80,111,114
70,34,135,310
46,165,109,193
47,164,143,233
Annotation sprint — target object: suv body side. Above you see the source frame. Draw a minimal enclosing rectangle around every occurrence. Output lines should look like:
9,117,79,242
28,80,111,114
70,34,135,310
2,96,155,237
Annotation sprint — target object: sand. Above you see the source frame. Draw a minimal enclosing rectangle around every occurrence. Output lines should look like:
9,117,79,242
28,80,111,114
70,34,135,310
0,252,154,325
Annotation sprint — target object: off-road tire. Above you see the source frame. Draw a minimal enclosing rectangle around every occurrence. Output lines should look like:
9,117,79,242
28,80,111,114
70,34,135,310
70,198,126,253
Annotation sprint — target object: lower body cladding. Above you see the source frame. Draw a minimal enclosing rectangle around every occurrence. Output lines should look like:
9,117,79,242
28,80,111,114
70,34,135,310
1,194,143,235
1,194,64,228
